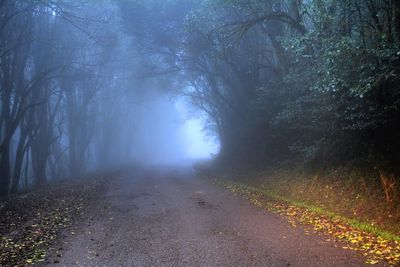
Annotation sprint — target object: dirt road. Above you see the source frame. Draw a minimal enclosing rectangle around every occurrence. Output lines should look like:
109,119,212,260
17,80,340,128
44,165,370,266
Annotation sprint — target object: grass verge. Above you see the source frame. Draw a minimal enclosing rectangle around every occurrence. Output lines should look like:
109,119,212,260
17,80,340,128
200,171,400,266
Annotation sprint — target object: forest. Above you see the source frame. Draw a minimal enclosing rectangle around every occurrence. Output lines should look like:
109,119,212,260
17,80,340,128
1,0,400,266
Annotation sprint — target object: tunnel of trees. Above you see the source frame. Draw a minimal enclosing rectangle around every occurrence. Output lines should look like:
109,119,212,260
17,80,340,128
1,0,400,198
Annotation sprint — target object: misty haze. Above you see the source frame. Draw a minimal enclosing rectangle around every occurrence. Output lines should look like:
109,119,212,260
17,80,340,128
1,1,400,266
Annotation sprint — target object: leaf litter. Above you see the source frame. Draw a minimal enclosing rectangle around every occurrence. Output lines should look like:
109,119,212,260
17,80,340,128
0,177,107,266
217,179,400,266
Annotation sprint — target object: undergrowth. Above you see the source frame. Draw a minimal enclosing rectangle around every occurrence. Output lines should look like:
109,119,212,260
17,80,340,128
234,168,400,237
195,161,400,265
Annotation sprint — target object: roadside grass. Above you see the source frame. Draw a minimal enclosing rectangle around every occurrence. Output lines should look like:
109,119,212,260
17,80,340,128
228,181,399,242
194,163,400,265
251,170,399,237
215,179,400,265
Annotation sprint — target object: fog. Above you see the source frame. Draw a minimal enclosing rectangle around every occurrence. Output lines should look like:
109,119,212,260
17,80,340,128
2,0,399,198
0,0,224,195
130,91,219,164
2,1,400,266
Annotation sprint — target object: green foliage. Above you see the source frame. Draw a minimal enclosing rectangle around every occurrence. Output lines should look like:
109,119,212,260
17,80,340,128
120,0,400,172
216,177,400,265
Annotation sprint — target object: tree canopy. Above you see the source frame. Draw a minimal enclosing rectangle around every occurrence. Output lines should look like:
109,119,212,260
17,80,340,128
1,0,400,197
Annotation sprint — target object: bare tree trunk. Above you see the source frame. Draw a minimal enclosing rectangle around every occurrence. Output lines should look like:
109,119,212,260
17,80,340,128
65,87,79,177
10,130,28,193
30,99,51,187
32,155,47,187
24,148,30,190
0,141,11,197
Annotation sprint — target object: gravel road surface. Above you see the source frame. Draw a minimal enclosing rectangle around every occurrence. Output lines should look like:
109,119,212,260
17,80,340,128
44,165,371,266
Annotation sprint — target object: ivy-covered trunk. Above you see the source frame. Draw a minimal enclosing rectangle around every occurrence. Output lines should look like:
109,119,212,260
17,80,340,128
395,1,400,44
